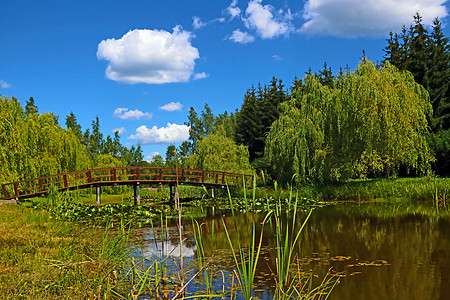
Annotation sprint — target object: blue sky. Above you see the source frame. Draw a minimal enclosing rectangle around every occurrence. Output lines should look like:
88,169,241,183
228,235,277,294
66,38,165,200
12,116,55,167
1,0,449,161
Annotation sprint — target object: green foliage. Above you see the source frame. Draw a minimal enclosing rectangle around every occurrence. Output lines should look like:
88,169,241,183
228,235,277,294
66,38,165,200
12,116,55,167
427,129,450,176
384,14,449,132
235,77,287,165
185,104,215,152
265,61,434,183
65,111,82,139
0,95,91,184
186,133,253,174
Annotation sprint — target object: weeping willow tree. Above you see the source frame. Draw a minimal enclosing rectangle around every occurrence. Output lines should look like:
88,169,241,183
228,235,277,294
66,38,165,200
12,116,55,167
0,95,91,184
186,133,253,174
265,61,434,183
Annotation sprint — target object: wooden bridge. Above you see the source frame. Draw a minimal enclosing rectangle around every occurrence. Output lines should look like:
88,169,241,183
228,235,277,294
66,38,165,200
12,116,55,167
1,167,254,205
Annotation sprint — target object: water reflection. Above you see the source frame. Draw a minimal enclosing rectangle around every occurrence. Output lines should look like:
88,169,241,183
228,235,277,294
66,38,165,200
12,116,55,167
132,203,450,300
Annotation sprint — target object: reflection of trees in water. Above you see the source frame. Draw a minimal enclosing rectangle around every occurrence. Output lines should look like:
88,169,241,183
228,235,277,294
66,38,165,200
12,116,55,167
189,205,450,300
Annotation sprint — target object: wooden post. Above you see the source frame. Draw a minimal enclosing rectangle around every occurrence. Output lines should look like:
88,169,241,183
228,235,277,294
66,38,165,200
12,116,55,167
63,175,68,189
38,178,43,191
87,171,92,183
215,173,219,184
136,168,140,180
13,183,18,198
111,168,117,181
2,184,8,199
96,186,101,206
201,170,205,183
222,172,225,184
134,182,140,205
181,169,185,182
159,168,162,180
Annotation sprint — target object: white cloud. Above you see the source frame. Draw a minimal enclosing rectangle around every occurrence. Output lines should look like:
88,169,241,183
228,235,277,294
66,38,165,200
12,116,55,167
193,72,209,80
114,107,153,120
97,26,200,84
0,80,11,89
272,54,282,61
300,0,448,37
159,101,184,112
193,16,206,29
129,123,190,144
145,152,161,162
244,0,293,39
226,0,241,20
112,127,126,134
229,29,255,44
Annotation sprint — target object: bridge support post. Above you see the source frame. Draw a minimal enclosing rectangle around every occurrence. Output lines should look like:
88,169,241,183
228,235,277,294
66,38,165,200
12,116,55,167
96,186,101,206
134,182,140,205
169,184,179,207
211,188,215,198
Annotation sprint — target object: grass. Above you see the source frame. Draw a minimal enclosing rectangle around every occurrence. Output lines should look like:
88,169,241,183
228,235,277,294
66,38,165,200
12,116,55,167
0,203,126,299
279,176,450,203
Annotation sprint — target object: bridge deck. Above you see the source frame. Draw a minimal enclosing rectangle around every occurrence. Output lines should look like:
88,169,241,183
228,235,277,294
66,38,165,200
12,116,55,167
1,167,254,200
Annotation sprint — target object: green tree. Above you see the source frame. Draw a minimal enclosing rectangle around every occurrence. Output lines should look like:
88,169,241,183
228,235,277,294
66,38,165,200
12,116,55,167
65,111,82,139
88,116,103,156
186,134,253,174
165,145,177,167
149,154,165,167
0,95,91,184
384,14,449,132
24,97,38,116
265,61,433,183
185,103,216,151
235,77,287,166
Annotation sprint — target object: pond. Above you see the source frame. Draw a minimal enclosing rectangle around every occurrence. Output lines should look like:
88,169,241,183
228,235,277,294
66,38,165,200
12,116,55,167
131,202,450,299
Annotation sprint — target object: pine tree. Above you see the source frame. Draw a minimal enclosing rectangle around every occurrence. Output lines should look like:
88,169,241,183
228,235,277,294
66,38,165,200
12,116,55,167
235,77,287,165
65,111,82,139
383,14,450,132
429,17,450,131
24,97,38,116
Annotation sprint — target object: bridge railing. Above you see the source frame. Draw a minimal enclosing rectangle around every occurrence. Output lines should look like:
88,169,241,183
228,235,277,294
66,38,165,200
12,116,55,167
1,167,254,200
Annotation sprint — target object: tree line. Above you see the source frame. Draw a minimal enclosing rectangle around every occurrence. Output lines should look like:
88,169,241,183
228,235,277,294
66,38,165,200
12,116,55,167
1,14,448,185
162,14,449,183
0,96,145,185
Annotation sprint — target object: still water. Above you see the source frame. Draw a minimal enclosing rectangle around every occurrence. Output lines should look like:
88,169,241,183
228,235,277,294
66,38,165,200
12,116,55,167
132,202,450,299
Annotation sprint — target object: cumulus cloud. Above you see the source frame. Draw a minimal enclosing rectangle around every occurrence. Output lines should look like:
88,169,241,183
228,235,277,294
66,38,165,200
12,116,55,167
226,0,241,20
193,16,206,29
229,29,255,44
129,123,190,144
0,80,11,89
244,0,293,39
114,107,153,120
112,127,126,134
193,72,209,80
300,0,448,37
159,101,184,112
97,26,200,84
